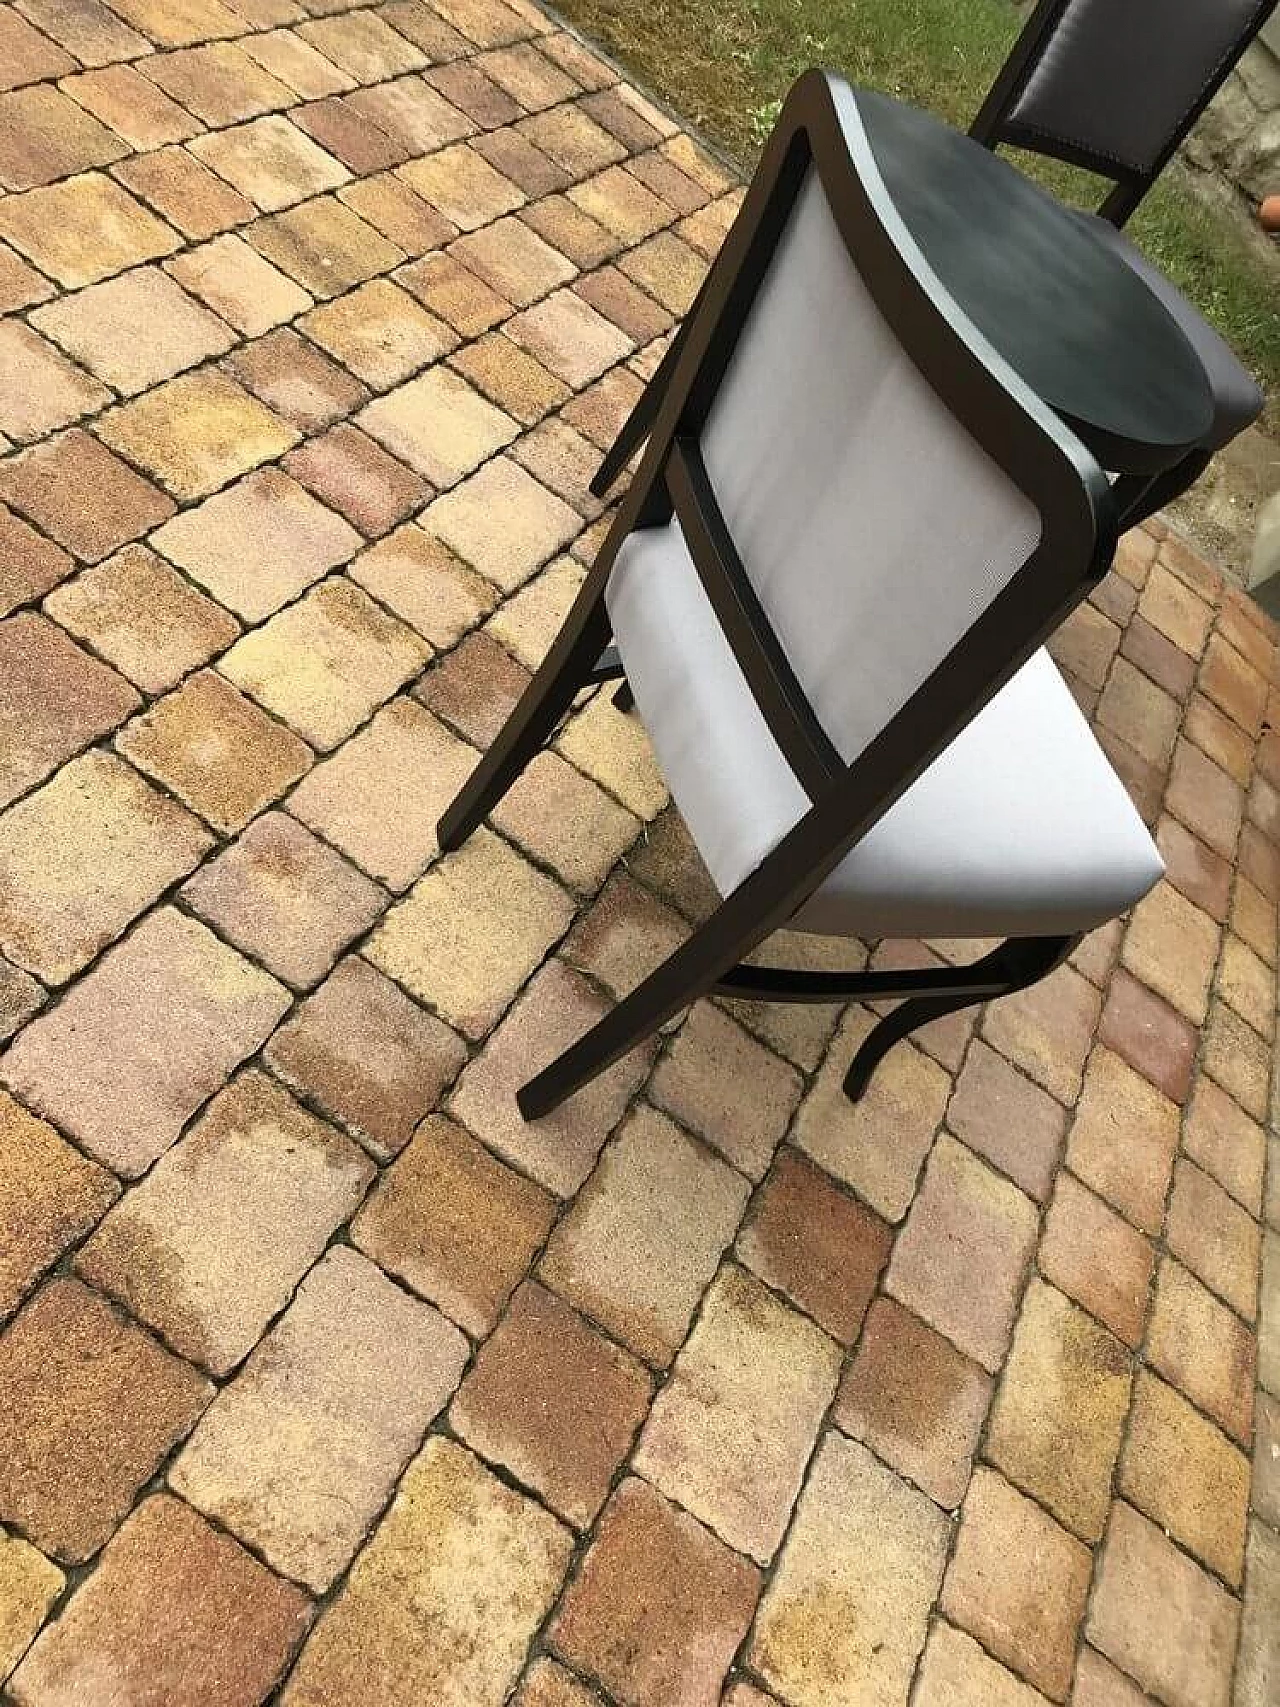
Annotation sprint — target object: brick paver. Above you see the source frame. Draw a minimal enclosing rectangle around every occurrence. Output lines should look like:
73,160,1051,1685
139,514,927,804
0,9,1276,1703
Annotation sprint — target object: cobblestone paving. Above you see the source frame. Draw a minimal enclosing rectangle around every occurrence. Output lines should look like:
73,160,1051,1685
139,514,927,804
0,1,1277,1702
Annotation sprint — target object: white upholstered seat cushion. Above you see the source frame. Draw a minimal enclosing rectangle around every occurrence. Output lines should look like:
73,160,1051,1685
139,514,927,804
606,517,1164,938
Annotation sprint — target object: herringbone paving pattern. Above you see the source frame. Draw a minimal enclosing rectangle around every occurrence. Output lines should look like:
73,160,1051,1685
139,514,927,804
0,1,1276,1701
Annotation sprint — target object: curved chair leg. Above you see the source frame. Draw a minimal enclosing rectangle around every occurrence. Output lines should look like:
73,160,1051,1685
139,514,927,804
842,933,1079,1103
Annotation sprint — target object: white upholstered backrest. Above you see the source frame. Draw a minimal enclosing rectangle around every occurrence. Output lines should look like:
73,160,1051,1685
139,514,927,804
701,166,1043,768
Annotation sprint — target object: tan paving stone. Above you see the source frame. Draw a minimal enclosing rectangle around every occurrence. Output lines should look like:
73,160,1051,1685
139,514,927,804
395,491,508,618
450,956,653,1195
0,1277,211,1562
946,1038,1067,1201
1097,967,1198,1103
152,468,359,620
1065,1044,1179,1232
415,626,531,744
511,415,608,514
1186,689,1255,786
13,0,149,63
3,907,288,1175
426,58,522,126
1148,1256,1255,1445
346,75,474,156
368,828,572,1036
220,576,428,749
295,97,408,173
1087,1502,1237,1707
0,612,139,808
1039,1171,1153,1347
396,247,513,334
1119,1368,1249,1587
45,545,237,693
521,190,621,268
352,1112,555,1335
339,170,458,253
1203,996,1272,1120
987,1278,1132,1542
551,1476,759,1707
0,1529,62,1688
519,103,626,175
266,956,465,1159
886,1130,1038,1371
1122,881,1220,1024
506,286,632,389
751,1431,948,1707
941,1466,1091,1701
183,811,385,988
399,140,524,230
118,669,312,832
359,365,517,486
1072,1647,1150,1707
1183,1074,1267,1215
104,0,239,48
476,40,577,109
0,173,179,287
0,504,71,617
835,1296,991,1510
222,326,368,432
281,1436,571,1707
8,1494,311,1707
1156,810,1232,919
79,1069,372,1374
568,164,669,241
249,196,404,299
284,420,430,537
0,957,44,1043
452,1278,650,1526
451,328,572,424
981,958,1100,1102
485,554,585,666
64,64,203,149
189,114,349,212
1200,630,1268,736
115,147,256,240
1167,736,1244,859
422,461,579,596
449,212,576,306
648,1001,799,1177
737,1147,889,1344
1139,560,1213,653
492,747,639,895
1096,656,1180,767
241,27,357,98
422,0,534,49
298,10,427,77
300,277,456,389
914,1623,1050,1707
98,370,299,502
560,866,687,998
541,1103,748,1362
289,696,473,891
576,262,673,343
792,1007,950,1221
0,84,125,191
167,232,313,334
172,1246,466,1590
1120,611,1195,700
1235,1519,1280,1707
141,42,291,126
1166,1155,1260,1319
0,9,74,88
514,1659,606,1707
0,749,210,984
0,1092,117,1323
635,1263,839,1560
0,320,109,443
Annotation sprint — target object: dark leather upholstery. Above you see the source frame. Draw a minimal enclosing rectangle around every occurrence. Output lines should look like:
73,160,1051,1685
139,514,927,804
1009,0,1269,174
1075,210,1264,450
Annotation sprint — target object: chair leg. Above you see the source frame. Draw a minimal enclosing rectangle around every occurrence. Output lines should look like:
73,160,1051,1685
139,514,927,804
589,311,695,498
842,933,1079,1103
437,579,612,853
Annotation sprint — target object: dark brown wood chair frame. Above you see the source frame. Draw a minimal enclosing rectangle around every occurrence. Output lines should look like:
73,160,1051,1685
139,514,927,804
437,70,1115,1121
968,0,1275,227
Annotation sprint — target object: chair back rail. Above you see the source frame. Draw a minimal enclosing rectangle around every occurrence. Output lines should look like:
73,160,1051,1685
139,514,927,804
970,0,1276,223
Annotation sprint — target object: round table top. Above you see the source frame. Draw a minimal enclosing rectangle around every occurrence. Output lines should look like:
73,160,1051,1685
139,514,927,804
856,88,1215,474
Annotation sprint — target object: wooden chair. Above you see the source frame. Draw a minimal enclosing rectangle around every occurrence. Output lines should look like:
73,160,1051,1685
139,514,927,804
437,71,1164,1120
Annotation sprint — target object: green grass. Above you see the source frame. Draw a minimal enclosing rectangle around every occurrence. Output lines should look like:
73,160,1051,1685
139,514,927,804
554,0,1280,413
